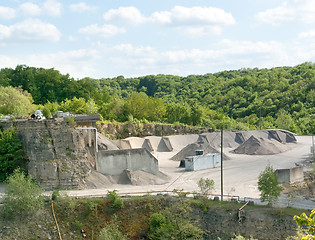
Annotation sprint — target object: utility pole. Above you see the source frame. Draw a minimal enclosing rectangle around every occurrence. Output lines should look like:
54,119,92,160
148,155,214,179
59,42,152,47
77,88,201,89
259,104,262,130
221,128,223,201
88,91,91,114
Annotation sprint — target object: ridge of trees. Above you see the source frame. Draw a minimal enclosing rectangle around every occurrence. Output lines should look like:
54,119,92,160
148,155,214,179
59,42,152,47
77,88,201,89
0,63,314,134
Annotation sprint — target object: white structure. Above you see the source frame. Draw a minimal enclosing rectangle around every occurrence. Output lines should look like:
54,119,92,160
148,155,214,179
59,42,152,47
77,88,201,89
185,153,221,171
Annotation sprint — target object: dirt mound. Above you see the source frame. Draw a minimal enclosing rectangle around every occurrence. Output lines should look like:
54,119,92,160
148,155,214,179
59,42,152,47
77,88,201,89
97,133,119,150
231,135,291,155
171,142,229,161
119,169,169,185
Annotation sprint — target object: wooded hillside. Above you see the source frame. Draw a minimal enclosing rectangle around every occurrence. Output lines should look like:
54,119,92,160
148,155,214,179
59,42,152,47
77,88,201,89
0,62,314,134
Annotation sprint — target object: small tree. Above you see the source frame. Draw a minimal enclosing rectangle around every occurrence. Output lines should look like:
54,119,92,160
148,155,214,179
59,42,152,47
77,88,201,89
197,178,215,198
2,169,43,218
258,165,283,206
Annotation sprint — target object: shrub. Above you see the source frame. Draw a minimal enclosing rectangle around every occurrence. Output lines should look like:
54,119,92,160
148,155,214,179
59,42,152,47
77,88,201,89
2,169,43,218
0,128,25,182
98,222,127,240
107,190,124,209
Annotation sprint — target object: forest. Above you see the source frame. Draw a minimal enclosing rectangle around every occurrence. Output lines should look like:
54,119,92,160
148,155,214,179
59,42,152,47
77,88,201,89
0,62,314,134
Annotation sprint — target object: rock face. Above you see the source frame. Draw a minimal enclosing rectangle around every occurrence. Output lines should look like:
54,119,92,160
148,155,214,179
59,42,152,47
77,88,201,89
0,119,95,190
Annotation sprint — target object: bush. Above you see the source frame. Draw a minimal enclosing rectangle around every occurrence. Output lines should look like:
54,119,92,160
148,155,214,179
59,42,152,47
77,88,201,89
0,128,26,182
98,222,127,240
2,169,43,218
107,190,124,209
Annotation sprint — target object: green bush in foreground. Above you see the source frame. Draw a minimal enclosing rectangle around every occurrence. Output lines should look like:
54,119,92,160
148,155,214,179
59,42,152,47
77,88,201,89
98,222,127,240
2,169,43,218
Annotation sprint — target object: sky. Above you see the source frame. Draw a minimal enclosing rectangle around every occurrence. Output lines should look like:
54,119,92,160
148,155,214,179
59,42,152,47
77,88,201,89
0,0,315,79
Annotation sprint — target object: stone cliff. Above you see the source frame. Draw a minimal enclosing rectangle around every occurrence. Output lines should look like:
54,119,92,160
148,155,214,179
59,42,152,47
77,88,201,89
0,119,96,190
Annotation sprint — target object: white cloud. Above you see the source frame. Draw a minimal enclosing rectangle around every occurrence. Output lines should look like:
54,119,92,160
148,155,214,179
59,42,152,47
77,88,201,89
0,18,61,42
79,24,125,38
27,49,102,78
20,2,41,16
1,0,62,19
299,29,315,38
43,0,62,17
0,6,16,19
151,6,235,26
257,0,315,25
69,2,97,13
103,6,147,25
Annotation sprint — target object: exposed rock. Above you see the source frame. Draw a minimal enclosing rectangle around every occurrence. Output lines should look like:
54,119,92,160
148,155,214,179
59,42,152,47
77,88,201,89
0,119,94,190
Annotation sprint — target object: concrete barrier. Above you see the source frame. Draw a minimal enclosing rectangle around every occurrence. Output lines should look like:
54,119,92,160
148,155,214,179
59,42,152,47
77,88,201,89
96,148,158,175
276,166,304,184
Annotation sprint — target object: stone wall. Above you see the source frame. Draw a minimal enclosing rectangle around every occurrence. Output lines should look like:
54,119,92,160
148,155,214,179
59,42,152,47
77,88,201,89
0,119,95,190
97,122,211,139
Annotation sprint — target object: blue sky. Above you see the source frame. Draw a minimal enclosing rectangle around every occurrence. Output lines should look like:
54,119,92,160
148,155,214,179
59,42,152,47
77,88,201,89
1,0,315,79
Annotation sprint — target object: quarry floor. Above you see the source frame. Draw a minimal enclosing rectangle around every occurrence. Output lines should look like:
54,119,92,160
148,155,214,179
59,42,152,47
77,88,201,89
66,135,314,209
0,135,314,210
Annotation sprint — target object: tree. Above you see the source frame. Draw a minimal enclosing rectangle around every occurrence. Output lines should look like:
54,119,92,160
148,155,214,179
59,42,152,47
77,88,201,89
0,128,25,182
293,209,315,239
60,97,98,114
0,86,35,116
257,165,283,206
197,178,215,198
2,169,43,218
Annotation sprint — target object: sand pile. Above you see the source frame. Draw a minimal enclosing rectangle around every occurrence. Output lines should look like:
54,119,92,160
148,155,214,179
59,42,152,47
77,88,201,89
97,133,119,151
232,135,291,155
171,142,229,161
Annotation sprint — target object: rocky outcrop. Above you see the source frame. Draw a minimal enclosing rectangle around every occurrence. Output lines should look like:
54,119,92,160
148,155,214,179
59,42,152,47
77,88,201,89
0,119,96,190
97,122,211,139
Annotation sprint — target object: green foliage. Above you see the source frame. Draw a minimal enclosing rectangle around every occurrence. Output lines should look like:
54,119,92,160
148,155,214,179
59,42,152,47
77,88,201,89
64,116,76,128
98,222,127,240
60,96,98,114
51,188,60,201
107,190,124,209
197,178,215,198
2,169,43,218
258,165,283,206
293,210,315,239
0,128,25,182
2,63,315,133
0,86,35,116
148,196,204,240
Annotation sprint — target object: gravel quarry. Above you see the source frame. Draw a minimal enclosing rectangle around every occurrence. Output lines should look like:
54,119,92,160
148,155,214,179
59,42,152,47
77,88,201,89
1,130,314,209
64,130,314,209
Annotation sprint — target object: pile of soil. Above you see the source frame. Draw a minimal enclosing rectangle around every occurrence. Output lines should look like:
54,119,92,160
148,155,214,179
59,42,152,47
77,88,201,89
97,133,119,151
231,135,291,155
170,142,229,161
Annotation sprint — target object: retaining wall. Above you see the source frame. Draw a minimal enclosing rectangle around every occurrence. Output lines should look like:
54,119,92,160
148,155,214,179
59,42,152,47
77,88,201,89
96,148,158,175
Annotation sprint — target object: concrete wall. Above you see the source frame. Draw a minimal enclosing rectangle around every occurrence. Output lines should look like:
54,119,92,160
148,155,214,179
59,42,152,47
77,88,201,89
96,148,159,175
276,166,304,184
185,153,221,171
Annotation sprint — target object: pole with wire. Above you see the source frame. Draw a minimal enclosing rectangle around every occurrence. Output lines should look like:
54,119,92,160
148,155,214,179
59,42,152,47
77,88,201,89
221,128,223,202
